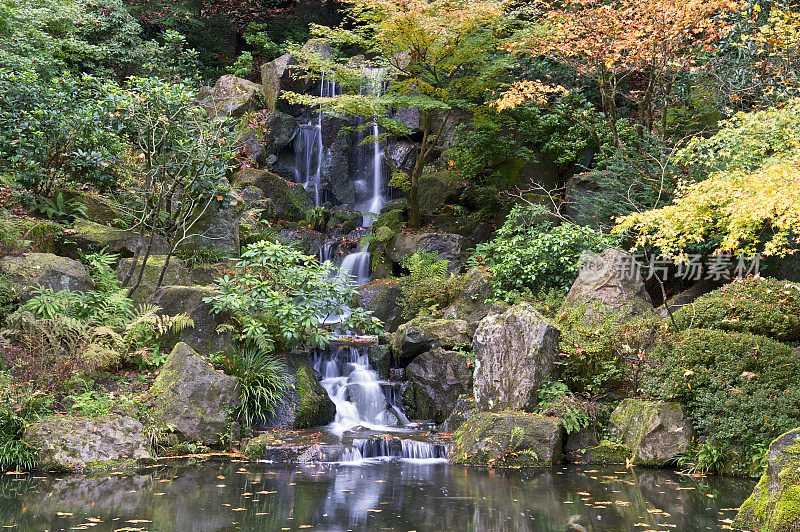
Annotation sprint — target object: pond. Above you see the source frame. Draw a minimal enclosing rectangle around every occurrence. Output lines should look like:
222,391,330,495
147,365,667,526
0,459,754,531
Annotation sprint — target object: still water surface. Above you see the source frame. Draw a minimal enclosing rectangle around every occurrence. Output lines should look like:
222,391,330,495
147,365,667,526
0,459,754,531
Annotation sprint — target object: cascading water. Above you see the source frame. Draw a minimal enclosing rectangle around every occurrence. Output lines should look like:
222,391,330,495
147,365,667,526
341,438,451,462
294,72,337,206
355,68,388,227
313,346,409,438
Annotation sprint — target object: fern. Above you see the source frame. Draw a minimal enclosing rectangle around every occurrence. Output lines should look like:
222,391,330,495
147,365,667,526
400,251,464,318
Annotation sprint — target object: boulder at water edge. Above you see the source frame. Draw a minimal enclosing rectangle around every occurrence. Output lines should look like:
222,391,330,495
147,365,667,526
150,343,240,446
292,359,336,429
610,399,693,466
404,347,472,424
25,414,153,472
0,252,93,298
441,396,478,433
391,317,471,364
356,279,404,333
450,411,563,468
472,302,560,412
735,428,800,532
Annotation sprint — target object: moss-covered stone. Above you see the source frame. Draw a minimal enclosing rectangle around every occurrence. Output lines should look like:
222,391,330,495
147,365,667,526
292,362,335,429
60,218,169,260
5,217,61,253
450,411,563,468
404,347,472,424
357,278,404,333
0,252,93,298
232,168,308,222
58,189,123,225
115,254,190,304
568,440,632,465
391,317,471,363
610,399,692,466
735,428,800,532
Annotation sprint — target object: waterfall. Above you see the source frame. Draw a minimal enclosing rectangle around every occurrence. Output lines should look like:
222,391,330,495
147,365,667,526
356,67,388,227
339,250,370,286
294,72,337,206
313,346,409,438
341,438,452,462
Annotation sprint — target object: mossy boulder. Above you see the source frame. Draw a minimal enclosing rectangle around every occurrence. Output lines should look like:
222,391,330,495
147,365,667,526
450,411,563,468
146,285,233,355
177,179,243,256
391,317,471,364
441,396,478,432
115,254,190,304
442,267,494,335
60,219,169,260
367,343,391,379
291,358,335,429
0,252,93,298
404,347,472,424
387,231,467,274
567,440,632,465
232,168,308,222
58,189,123,225
150,343,240,446
735,428,800,532
24,414,153,472
672,277,800,343
356,278,404,333
417,171,459,216
610,399,692,466
198,75,262,117
3,217,61,253
472,303,560,412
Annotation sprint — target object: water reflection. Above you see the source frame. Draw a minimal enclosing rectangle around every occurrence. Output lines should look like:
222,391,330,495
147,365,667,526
0,461,754,531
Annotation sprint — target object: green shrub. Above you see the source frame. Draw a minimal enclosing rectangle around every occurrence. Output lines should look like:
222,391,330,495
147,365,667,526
642,329,800,463
556,303,658,395
0,405,36,472
672,277,800,343
399,251,465,318
535,381,591,434
471,204,619,300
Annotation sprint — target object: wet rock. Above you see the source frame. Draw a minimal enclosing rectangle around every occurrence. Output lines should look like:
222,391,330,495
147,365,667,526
276,229,326,256
367,343,391,379
58,189,123,225
25,414,152,472
328,209,363,233
61,219,170,260
441,396,478,432
356,279,404,333
150,342,240,446
292,358,336,429
735,428,800,531
323,134,355,206
237,130,266,166
442,267,494,335
418,171,460,216
428,215,494,247
386,140,417,172
244,435,347,462
261,111,299,154
394,107,421,132
232,168,308,222
387,232,467,273
567,440,632,465
450,411,563,468
561,248,656,320
198,75,262,117
610,399,693,466
115,255,191,304
391,317,471,363
404,347,472,424
564,427,599,454
1,252,93,298
146,285,233,356
472,302,560,412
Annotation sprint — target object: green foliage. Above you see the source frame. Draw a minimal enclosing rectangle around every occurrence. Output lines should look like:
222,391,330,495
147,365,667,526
206,240,382,353
535,381,590,435
677,440,729,474
399,251,464,318
672,277,800,342
243,17,313,61
67,390,113,417
556,303,658,394
0,407,36,472
33,191,87,223
642,329,800,464
472,204,619,299
211,348,290,428
304,206,330,232
0,274,18,325
228,51,254,78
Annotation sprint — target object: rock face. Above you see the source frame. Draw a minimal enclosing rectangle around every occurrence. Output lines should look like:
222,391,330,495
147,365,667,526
417,171,459,216
147,286,233,355
356,279,404,333
116,255,191,304
25,414,152,472
232,168,308,222
1,252,93,297
261,111,298,154
564,173,613,227
292,358,336,429
178,180,242,255
260,53,306,113
735,428,800,532
198,75,262,117
472,303,560,412
441,396,478,432
567,440,632,465
387,232,467,273
391,317,471,363
150,343,240,446
404,347,472,424
442,267,494,335
610,399,693,466
562,248,655,319
61,219,170,260
450,411,563,468
58,189,123,225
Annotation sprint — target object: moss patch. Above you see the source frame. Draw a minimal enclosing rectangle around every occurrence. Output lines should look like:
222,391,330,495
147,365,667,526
293,364,335,429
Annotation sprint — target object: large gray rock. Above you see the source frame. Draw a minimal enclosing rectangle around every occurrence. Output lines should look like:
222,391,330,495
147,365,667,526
61,219,170,260
418,171,459,216
147,286,233,355
735,428,800,531
442,267,494,335
150,343,240,446
386,140,417,172
450,411,563,468
391,317,470,363
262,111,298,154
25,414,152,472
198,75,263,117
1,252,93,297
232,168,308,222
116,255,191,304
260,53,307,113
356,279,404,333
565,172,613,227
562,248,655,319
178,179,246,255
610,399,693,466
323,134,355,206
404,347,472,424
58,189,123,225
441,396,478,432
472,302,560,412
387,232,467,273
